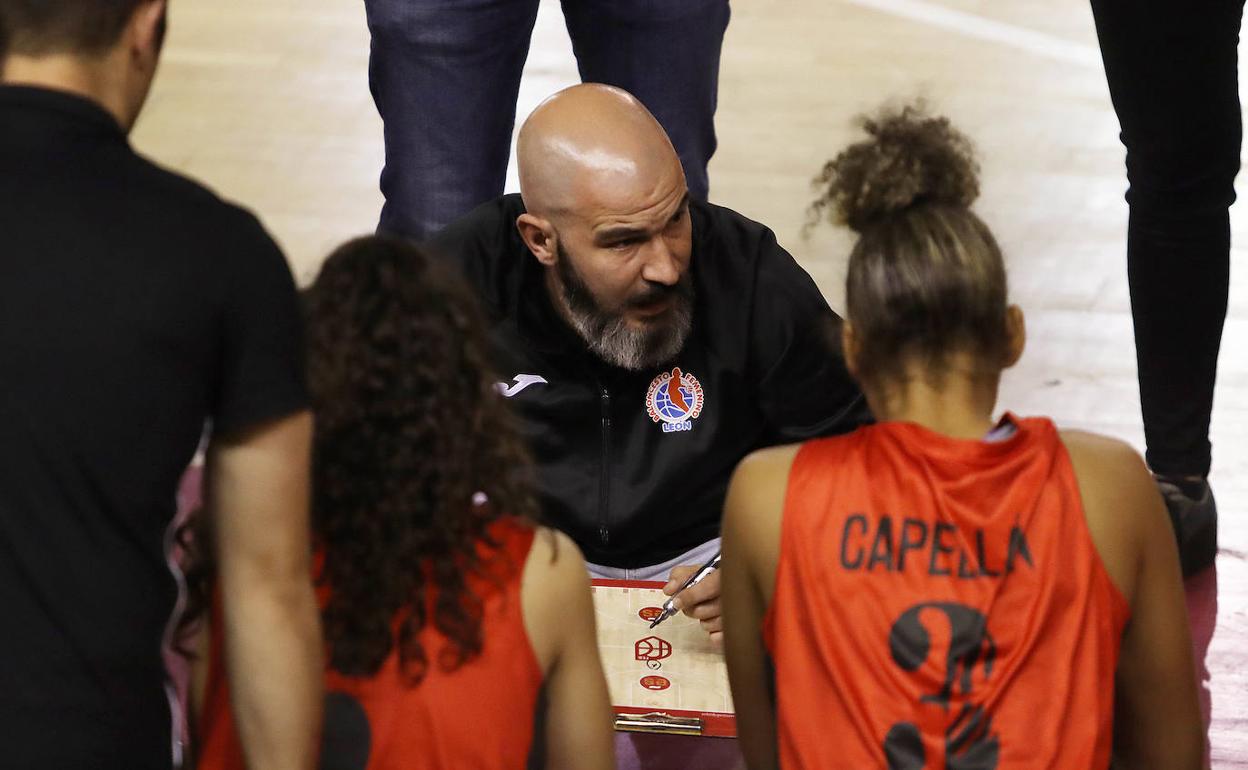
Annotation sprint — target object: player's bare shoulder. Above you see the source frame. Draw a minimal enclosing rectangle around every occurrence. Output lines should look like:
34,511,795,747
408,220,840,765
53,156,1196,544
725,443,802,589
731,443,803,497
1059,429,1153,501
742,442,804,468
1059,429,1155,597
726,444,801,533
1060,428,1142,467
523,526,588,594
521,526,592,670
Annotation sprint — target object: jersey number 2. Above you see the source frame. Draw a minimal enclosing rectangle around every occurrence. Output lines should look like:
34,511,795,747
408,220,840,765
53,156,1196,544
883,602,999,770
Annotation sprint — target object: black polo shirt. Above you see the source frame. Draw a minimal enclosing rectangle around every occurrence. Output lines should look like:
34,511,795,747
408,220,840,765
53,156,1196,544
0,86,307,769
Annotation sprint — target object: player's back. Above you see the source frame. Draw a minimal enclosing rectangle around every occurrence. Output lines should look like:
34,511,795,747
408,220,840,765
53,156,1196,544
1,85,308,769
197,517,544,770
763,415,1128,769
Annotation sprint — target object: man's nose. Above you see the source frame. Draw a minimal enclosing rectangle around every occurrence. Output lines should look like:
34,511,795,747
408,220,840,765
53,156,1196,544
640,238,682,286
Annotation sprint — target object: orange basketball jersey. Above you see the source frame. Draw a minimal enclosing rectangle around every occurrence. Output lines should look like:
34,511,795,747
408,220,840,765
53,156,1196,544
763,416,1129,769
197,517,542,770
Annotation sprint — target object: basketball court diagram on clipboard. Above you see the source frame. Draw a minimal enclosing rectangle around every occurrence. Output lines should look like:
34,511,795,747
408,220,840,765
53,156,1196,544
591,579,736,737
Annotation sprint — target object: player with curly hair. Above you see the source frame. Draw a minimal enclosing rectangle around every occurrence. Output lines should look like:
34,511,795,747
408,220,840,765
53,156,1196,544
191,236,615,770
721,106,1202,769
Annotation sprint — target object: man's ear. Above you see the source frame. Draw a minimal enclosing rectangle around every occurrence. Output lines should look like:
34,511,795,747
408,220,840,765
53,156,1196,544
125,0,168,67
1003,304,1026,368
841,321,860,380
516,213,558,266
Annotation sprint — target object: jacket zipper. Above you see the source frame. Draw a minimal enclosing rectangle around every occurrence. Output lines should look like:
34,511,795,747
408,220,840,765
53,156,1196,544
598,385,611,546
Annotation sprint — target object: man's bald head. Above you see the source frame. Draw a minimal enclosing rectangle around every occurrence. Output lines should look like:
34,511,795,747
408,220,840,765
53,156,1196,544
517,84,684,218
513,85,695,371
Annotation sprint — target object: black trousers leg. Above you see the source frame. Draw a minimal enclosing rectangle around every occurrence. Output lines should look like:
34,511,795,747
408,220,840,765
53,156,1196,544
1090,0,1244,477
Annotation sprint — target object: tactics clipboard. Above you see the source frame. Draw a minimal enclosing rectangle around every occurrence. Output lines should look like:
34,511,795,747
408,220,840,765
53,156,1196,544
590,579,736,738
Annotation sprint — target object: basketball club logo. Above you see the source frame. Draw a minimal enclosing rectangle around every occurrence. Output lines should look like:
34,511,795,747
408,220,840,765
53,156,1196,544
639,607,664,623
640,675,671,691
645,367,705,433
635,635,673,671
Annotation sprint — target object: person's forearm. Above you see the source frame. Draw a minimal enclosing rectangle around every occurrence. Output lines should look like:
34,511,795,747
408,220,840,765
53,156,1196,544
224,579,323,770
733,681,779,770
724,629,779,770
1115,733,1205,770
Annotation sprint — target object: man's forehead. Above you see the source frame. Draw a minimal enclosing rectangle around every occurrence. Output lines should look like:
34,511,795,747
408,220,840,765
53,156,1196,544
583,185,689,233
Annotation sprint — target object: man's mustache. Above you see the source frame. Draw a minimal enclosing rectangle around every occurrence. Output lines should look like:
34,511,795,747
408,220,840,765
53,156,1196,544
627,278,692,309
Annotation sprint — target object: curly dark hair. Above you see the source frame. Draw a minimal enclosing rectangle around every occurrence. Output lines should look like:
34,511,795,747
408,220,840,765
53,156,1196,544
305,235,539,682
808,103,1009,387
178,236,541,683
808,103,980,233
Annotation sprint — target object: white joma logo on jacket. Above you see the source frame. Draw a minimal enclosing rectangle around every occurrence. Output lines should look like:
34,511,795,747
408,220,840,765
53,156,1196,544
496,374,548,397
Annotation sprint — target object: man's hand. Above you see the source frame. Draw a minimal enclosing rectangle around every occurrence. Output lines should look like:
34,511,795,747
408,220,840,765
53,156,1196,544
664,565,723,649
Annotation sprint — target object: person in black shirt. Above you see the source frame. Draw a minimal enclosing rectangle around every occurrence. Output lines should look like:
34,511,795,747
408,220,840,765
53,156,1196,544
0,2,321,768
428,84,869,645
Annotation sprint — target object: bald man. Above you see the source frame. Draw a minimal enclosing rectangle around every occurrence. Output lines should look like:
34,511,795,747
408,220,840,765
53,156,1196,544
428,85,868,643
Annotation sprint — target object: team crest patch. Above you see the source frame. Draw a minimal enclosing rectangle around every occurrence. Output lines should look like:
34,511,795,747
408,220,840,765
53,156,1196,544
646,367,704,433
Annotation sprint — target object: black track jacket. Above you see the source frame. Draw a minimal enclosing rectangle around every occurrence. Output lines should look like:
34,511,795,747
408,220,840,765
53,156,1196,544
429,194,869,567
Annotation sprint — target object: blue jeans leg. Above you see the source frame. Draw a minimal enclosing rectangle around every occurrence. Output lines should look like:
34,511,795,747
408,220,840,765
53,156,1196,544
560,0,730,201
365,0,541,240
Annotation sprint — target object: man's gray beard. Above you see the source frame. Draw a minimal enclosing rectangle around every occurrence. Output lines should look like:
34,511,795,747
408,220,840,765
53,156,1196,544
564,298,693,371
555,252,694,371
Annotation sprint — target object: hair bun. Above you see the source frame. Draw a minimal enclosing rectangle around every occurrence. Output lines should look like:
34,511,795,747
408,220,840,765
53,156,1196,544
811,104,981,233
